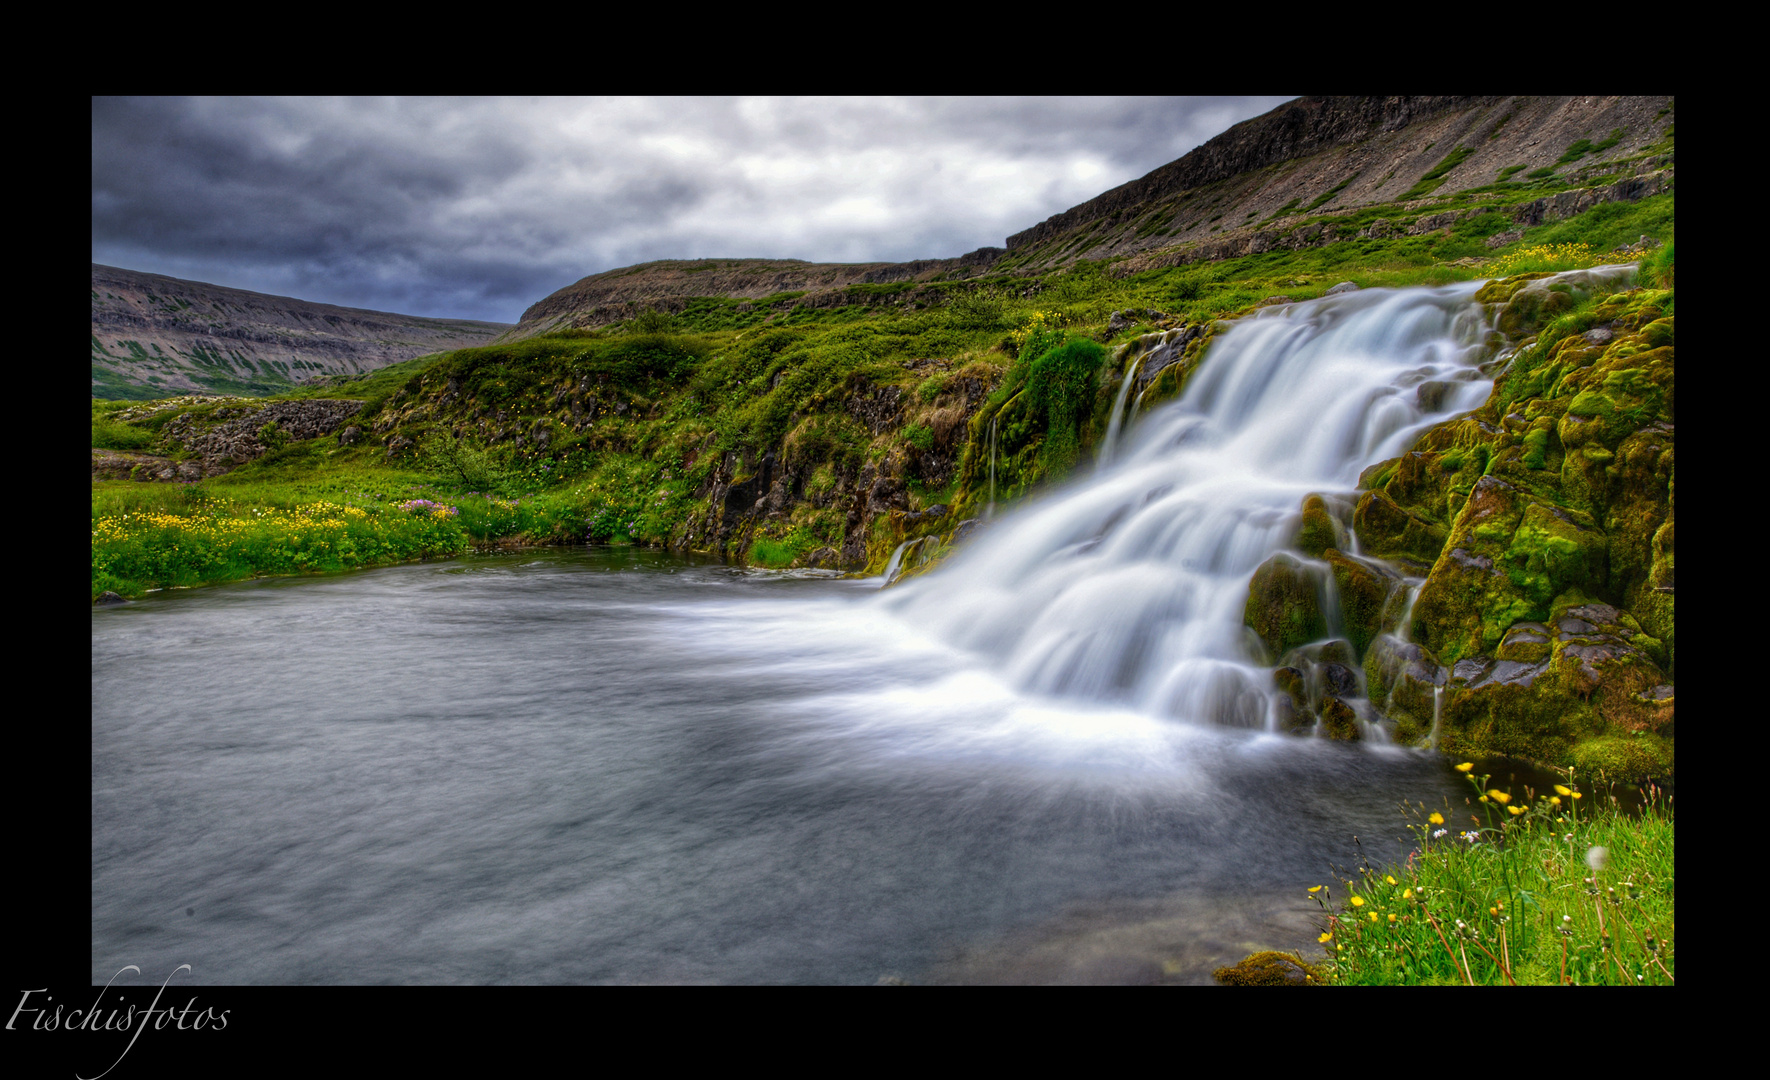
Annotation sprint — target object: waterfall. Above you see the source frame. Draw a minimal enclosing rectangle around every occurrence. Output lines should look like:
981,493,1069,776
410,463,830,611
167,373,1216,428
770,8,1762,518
986,414,999,520
879,539,914,587
884,282,1496,729
1098,352,1145,468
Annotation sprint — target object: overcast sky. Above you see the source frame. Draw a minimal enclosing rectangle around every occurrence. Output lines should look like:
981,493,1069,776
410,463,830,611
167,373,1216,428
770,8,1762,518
92,96,1296,325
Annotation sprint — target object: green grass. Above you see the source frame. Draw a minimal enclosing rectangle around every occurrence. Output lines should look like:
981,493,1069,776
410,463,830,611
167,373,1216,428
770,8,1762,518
1311,765,1673,985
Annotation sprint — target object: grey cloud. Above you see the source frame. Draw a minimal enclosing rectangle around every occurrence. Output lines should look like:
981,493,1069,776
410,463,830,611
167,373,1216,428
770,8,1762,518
93,96,1296,323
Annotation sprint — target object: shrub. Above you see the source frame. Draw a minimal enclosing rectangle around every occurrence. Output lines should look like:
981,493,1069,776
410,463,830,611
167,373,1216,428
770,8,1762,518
418,429,513,492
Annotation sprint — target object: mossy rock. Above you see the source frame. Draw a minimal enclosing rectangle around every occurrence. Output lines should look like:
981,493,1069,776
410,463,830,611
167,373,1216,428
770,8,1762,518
1244,553,1327,663
1411,475,1527,664
1483,269,1629,339
1320,696,1361,741
1570,732,1673,782
1295,493,1345,558
1432,596,1671,767
1353,488,1447,564
1603,423,1673,617
1548,599,1673,737
1271,666,1311,734
1437,654,1594,764
1323,549,1391,660
1212,951,1321,986
1474,271,1554,307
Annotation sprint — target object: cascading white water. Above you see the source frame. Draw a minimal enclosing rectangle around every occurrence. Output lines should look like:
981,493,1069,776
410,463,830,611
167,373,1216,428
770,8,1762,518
1098,352,1145,467
986,414,999,520
883,282,1496,730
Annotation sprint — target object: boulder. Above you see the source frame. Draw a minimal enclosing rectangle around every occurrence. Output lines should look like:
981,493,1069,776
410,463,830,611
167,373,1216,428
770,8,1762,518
1244,553,1327,663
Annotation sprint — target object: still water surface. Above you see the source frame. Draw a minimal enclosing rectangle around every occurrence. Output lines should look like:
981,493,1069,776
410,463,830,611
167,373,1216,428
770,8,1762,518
93,547,1469,985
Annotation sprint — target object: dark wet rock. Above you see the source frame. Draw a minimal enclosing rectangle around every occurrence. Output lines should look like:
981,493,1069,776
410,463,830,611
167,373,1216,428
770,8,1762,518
1321,662,1360,699
163,398,363,471
1450,657,1492,686
1474,658,1552,690
94,591,127,605
1415,380,1451,411
1272,666,1309,731
951,518,988,545
336,425,364,446
1325,282,1360,296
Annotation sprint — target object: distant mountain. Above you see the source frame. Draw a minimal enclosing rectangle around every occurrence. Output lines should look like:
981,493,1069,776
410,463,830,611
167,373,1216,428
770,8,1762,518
508,95,1672,338
91,264,512,399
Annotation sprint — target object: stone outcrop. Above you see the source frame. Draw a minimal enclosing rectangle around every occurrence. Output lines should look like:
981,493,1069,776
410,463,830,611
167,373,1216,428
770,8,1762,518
96,398,365,480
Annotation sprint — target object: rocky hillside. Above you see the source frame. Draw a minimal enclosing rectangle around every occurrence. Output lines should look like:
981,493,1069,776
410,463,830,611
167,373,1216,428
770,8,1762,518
506,96,1672,338
505,248,1007,339
92,264,511,400
1001,95,1673,273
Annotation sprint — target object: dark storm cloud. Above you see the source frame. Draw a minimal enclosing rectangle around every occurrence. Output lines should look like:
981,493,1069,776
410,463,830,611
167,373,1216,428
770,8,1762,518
92,96,1295,323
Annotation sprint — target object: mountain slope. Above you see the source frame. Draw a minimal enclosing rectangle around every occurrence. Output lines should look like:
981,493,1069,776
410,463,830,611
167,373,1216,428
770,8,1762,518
999,94,1672,270
506,95,1672,337
91,264,512,399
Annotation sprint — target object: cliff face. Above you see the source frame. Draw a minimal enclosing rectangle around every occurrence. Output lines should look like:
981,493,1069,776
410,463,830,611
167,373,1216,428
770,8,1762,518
91,264,511,399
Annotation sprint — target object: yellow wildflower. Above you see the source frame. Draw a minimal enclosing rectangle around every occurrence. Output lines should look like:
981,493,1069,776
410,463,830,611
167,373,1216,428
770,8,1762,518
1554,784,1573,797
1318,931,1333,943
1385,876,1397,886
1402,889,1413,900
1455,763,1474,773
1428,812,1444,825
1350,896,1365,907
1308,885,1322,893
1487,790,1511,805
1508,805,1525,816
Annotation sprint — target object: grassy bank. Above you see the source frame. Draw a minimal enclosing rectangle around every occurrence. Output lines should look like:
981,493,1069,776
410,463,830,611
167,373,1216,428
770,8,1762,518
1309,765,1673,985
